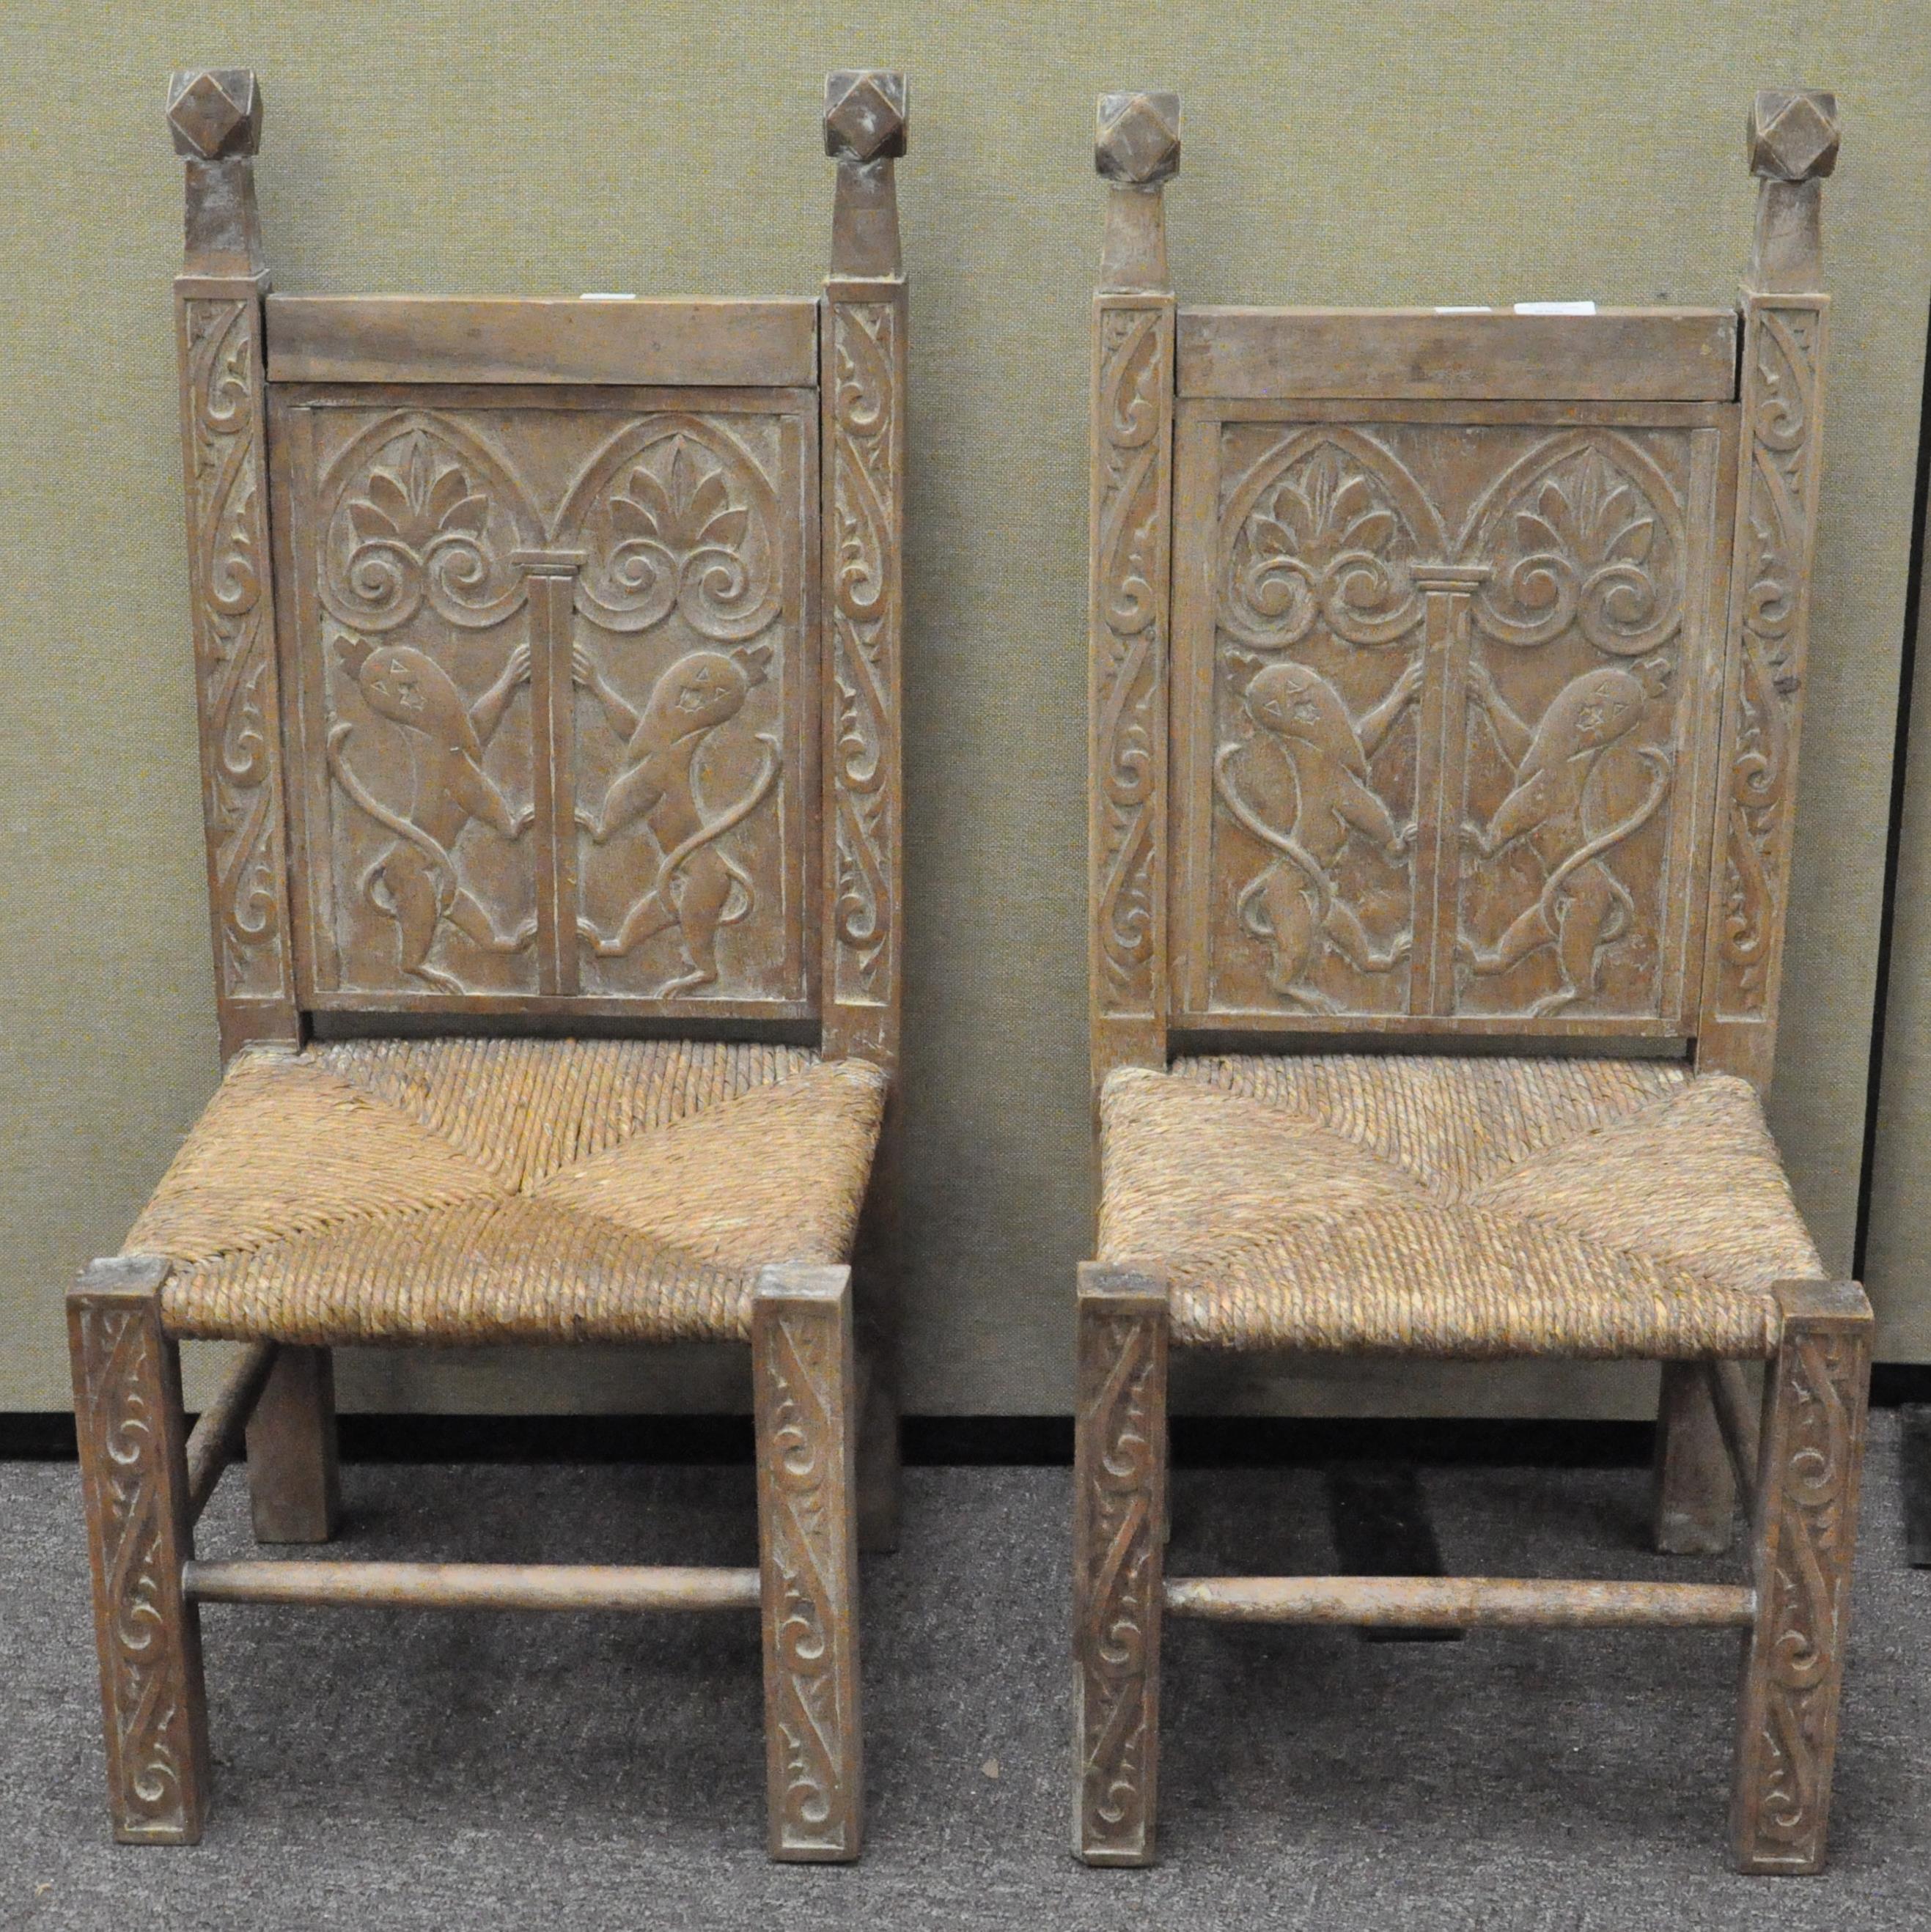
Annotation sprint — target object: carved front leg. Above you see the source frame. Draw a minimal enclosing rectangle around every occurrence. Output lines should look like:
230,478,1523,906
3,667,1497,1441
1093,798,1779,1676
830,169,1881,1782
753,1264,863,1862
1073,1262,1169,1866
67,1256,211,1843
1732,1280,1872,1874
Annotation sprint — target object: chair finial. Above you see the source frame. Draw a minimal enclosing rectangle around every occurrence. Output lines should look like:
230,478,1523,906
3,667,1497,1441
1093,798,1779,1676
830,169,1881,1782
824,70,908,162
167,69,262,161
1096,91,1181,188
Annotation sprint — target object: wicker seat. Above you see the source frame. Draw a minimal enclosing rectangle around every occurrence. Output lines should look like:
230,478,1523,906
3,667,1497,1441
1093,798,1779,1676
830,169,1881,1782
1098,1056,1820,1360
130,1040,886,1347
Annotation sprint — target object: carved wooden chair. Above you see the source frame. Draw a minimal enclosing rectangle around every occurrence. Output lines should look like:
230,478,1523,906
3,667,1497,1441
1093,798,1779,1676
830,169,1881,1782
69,66,908,1859
1074,88,1869,1874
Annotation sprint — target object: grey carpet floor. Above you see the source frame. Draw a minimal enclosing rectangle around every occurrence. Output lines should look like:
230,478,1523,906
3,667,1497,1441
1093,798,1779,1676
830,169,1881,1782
4,1416,1929,1931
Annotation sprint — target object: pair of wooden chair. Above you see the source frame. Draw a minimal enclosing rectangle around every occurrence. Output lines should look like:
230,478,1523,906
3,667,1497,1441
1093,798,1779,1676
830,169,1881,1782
73,69,1864,1877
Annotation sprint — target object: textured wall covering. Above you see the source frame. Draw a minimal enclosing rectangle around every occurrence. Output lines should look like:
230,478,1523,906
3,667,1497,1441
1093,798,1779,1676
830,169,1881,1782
2,4,1927,1415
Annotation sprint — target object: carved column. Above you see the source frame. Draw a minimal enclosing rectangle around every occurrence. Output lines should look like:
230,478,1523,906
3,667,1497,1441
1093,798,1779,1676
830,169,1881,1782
1072,1261,1169,1865
1732,1279,1871,1873
68,1256,210,1843
821,71,908,1552
1089,92,1179,1090
169,70,299,1061
1698,89,1838,1087
752,1263,864,1861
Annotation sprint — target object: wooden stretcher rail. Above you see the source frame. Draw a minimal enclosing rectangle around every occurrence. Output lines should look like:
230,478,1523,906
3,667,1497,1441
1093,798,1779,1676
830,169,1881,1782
1163,1574,1757,1629
1705,1358,1762,1508
184,1560,764,1612
1176,306,1739,401
265,295,820,388
183,1341,279,1524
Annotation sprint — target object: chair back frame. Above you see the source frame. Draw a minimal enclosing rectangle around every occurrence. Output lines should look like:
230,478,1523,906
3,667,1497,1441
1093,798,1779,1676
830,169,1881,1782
169,69,905,1074
1088,89,1836,1094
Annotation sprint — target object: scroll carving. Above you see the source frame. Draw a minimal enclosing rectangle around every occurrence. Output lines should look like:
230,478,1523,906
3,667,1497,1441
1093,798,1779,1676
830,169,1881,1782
182,298,292,1005
825,301,900,1007
759,1308,858,1857
1715,306,1821,1019
1075,1308,1163,1862
1092,306,1171,1014
72,1302,202,1840
1741,1326,1864,1870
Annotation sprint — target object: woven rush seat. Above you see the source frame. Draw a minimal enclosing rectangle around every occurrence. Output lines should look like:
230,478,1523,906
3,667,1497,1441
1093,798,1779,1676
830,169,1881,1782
1097,1055,1823,1360
125,1038,888,1346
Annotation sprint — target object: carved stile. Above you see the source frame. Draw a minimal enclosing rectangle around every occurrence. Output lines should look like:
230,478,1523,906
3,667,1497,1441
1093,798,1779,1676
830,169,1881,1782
171,71,298,1059
1089,94,1180,1087
753,1265,863,1861
1699,92,1836,1087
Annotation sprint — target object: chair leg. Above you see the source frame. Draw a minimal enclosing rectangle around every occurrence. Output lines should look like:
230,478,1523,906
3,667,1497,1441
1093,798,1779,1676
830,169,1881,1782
1655,1360,1736,1554
67,1256,211,1844
853,1110,902,1555
1072,1263,1168,1867
1732,1280,1872,1874
244,1344,342,1544
753,1263,863,1862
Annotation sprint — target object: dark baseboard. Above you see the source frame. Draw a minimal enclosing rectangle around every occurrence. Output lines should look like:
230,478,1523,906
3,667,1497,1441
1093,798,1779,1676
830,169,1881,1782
1,1380,1920,1467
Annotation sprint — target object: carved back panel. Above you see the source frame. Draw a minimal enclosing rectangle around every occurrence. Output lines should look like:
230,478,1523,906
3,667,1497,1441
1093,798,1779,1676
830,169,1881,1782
272,390,816,1017
171,70,906,1063
1087,88,1835,1091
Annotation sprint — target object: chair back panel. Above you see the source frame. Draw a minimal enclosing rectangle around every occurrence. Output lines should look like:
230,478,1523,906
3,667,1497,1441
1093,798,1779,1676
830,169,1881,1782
269,380,818,1018
1170,395,1737,1038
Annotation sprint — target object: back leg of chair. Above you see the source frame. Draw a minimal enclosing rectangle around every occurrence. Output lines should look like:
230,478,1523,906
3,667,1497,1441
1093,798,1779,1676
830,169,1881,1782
1654,1360,1737,1554
1072,1263,1169,1867
753,1263,864,1862
1732,1280,1872,1874
68,1256,212,1843
243,1344,342,1544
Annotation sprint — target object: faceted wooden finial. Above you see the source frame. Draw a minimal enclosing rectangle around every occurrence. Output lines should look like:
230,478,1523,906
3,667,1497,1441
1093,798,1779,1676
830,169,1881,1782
1748,88,1839,181
167,69,262,160
1096,91,1180,187
825,70,908,161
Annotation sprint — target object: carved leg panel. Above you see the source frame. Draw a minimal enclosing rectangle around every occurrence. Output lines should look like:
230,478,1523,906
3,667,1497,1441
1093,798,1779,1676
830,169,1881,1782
753,1264,863,1862
1073,1263,1169,1867
1732,1281,1872,1875
67,1257,210,1845
245,1344,342,1544
1655,1360,1737,1555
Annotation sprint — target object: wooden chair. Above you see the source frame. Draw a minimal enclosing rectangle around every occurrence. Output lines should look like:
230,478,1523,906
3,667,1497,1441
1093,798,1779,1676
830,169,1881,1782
1074,87,1868,1874
70,65,908,1860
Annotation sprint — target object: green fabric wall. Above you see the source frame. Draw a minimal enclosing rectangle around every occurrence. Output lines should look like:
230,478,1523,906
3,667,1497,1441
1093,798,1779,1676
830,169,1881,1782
3,5,1927,1415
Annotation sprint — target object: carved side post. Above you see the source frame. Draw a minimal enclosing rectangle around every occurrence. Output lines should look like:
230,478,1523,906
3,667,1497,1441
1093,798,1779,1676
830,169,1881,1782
1732,1280,1871,1873
821,71,908,1552
169,71,300,1062
68,1256,211,1843
752,1263,864,1861
1697,89,1837,1087
1089,93,1179,1091
1072,1262,1169,1865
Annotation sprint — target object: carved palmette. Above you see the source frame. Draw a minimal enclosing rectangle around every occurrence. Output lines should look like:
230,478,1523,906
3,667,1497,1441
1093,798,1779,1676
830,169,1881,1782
286,402,802,1009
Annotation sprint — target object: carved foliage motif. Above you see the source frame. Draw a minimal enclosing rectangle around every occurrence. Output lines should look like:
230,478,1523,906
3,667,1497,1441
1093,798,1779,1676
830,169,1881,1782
759,1308,858,1857
1075,1309,1162,1860
826,301,900,1008
1211,434,1430,1013
1092,305,1172,1016
1457,434,1687,1020
182,298,291,1002
1715,306,1820,1019
1204,422,1697,1022
1745,1327,1863,1869
301,408,795,1003
73,1303,199,1839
